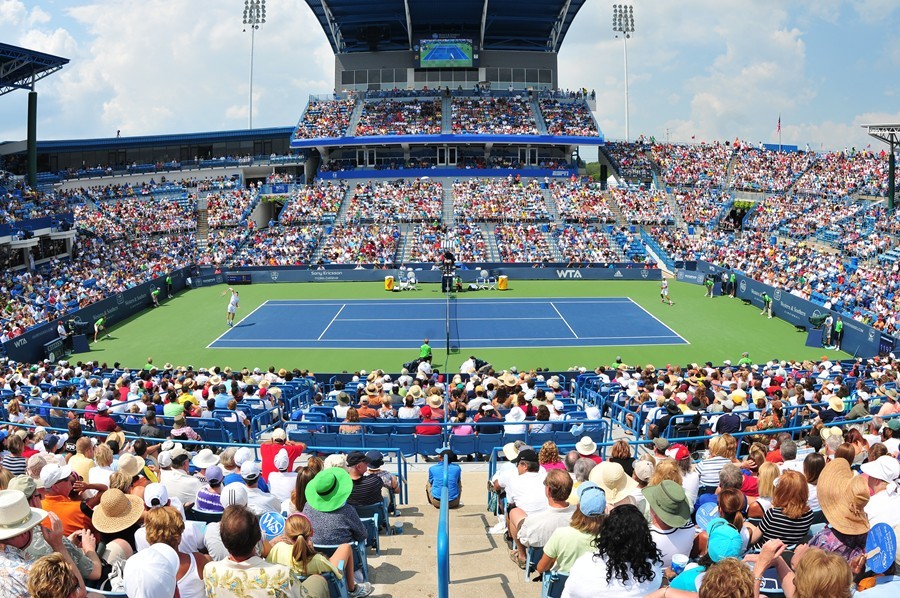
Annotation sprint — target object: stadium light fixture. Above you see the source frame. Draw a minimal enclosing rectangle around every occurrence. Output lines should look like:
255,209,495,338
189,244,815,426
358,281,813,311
612,4,635,142
242,0,266,130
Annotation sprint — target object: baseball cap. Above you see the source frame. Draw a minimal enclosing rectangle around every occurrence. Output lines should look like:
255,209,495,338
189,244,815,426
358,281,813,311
234,447,255,466
707,518,744,562
39,463,72,489
512,449,539,464
240,461,262,480
204,465,224,485
271,428,287,442
365,450,385,468
346,451,370,467
220,483,249,507
633,460,655,483
144,483,169,508
665,443,691,461
576,482,607,516
273,449,290,472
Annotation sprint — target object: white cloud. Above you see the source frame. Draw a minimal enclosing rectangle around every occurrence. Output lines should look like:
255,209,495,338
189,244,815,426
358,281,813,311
27,6,50,25
0,0,25,25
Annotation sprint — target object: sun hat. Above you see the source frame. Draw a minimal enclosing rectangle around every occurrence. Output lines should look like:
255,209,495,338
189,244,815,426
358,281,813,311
820,426,843,441
191,448,220,469
221,483,249,507
642,479,691,528
407,385,425,400
817,458,870,535
576,482,607,516
40,463,72,489
305,467,353,513
172,414,186,428
575,436,597,456
144,483,169,508
501,442,525,461
124,543,179,598
499,372,518,387
633,460,655,483
117,453,146,478
860,455,900,483
365,383,379,397
271,428,287,442
706,518,744,562
240,461,262,480
426,395,444,409
588,462,639,504
0,490,48,541
828,396,845,413
273,449,290,472
92,488,144,534
652,438,670,452
505,407,526,423
7,475,37,500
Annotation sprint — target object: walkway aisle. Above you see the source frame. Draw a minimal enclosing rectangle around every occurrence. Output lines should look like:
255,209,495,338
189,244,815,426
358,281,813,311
366,467,534,597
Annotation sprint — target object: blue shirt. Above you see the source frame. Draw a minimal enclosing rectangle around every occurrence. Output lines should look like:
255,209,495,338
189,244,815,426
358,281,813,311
427,462,462,502
222,472,270,493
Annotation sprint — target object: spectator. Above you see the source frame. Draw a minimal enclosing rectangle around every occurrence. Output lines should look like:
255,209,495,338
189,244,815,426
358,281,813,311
513,469,575,569
195,465,225,513
563,503,663,597
643,479,694,569
143,505,210,598
240,461,280,516
301,468,368,547
204,504,316,597
426,448,462,509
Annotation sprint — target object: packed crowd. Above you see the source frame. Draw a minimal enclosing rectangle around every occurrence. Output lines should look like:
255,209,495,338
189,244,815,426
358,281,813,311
612,188,674,225
278,182,348,225
730,145,816,192
205,188,256,228
650,142,734,188
453,177,552,221
344,180,443,222
0,181,70,224
553,225,620,264
673,189,730,226
75,197,196,239
494,223,555,263
294,99,357,139
550,180,615,222
315,224,400,265
795,149,890,197
402,224,490,264
451,97,539,135
195,227,250,267
355,99,442,136
745,195,863,238
604,141,655,180
229,225,323,267
538,99,599,136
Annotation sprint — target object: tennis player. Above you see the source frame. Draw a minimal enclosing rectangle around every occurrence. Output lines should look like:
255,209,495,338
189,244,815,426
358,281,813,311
93,316,106,342
661,279,674,306
226,288,239,327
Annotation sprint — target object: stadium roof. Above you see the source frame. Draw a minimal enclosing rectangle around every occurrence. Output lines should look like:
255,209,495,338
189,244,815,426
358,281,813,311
304,0,588,54
0,42,68,96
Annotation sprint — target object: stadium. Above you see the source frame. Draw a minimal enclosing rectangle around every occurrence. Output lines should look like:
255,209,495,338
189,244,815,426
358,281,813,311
0,1,899,597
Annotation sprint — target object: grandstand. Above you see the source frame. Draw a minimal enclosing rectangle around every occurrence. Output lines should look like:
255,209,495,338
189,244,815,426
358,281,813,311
2,4,900,598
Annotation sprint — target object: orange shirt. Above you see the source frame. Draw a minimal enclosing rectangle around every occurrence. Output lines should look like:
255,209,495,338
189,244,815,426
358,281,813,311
42,494,93,536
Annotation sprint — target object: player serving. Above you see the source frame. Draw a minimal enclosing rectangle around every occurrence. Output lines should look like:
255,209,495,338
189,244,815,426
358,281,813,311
225,288,239,327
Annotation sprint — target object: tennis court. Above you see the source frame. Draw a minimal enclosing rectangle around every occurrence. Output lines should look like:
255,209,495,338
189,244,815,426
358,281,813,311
208,297,687,350
422,44,469,62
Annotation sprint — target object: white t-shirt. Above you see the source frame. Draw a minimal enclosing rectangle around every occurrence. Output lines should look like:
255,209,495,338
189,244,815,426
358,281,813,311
649,523,696,568
562,552,662,598
268,472,297,503
506,470,549,515
491,462,517,490
865,489,900,528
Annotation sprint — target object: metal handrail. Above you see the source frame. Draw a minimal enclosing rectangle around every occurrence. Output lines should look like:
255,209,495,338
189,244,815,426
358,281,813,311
436,451,450,598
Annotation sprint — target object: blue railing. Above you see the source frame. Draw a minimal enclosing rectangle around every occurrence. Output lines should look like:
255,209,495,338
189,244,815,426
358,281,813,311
437,451,450,598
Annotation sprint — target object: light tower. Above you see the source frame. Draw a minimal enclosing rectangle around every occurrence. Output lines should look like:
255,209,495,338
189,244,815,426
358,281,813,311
612,4,635,142
242,0,266,130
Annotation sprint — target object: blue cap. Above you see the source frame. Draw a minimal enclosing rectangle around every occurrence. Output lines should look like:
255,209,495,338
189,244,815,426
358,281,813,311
706,518,743,562
576,482,607,517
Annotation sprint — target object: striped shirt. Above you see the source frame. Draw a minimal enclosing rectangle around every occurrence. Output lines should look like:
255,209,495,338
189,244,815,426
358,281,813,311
0,454,26,476
756,507,814,547
695,456,732,487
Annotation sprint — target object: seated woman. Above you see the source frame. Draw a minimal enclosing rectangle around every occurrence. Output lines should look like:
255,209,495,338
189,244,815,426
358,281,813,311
537,482,606,575
339,408,362,434
746,470,814,548
563,503,663,597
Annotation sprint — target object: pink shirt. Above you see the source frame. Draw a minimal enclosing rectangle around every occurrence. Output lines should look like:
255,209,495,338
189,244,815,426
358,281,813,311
541,461,567,471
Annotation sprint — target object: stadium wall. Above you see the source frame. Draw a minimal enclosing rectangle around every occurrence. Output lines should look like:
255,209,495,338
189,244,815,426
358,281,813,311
317,166,577,179
2,267,192,364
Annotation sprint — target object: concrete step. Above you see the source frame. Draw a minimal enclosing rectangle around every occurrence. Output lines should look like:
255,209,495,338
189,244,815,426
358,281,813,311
364,468,534,597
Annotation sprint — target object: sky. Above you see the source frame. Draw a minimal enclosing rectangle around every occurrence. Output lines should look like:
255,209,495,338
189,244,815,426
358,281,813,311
0,0,898,151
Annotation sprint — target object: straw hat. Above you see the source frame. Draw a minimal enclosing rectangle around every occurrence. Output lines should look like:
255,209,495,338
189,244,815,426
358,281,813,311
427,395,444,409
588,461,638,504
365,383,379,396
191,448,220,469
499,372,518,387
0,490,48,541
117,453,146,478
819,426,843,441
407,385,425,400
92,488,144,534
828,396,845,413
575,436,597,456
817,458,870,535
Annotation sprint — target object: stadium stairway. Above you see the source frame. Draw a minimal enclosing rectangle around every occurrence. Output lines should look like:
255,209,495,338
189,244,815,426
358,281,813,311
605,192,627,227
345,101,365,137
366,467,534,597
442,182,455,223
441,97,452,134
664,192,686,229
484,223,501,261
531,97,548,134
334,184,356,223
541,186,560,221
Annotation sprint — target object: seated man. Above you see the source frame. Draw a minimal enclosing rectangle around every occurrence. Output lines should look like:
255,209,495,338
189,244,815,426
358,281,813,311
513,469,575,569
426,448,462,509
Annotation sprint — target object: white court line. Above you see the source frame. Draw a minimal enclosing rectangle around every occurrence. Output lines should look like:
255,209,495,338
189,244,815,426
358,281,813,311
205,300,271,349
317,304,346,341
550,302,579,339
263,298,637,306
212,334,679,343
625,298,691,345
335,317,561,322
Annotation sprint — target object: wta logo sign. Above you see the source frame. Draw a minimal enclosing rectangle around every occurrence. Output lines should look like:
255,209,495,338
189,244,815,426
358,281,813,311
556,270,583,279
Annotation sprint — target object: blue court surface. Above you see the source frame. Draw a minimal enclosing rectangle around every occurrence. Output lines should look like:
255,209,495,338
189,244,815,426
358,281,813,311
423,45,468,61
208,298,687,350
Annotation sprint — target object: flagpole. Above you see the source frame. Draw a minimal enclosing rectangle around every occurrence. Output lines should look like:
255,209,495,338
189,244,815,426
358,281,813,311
778,115,782,152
